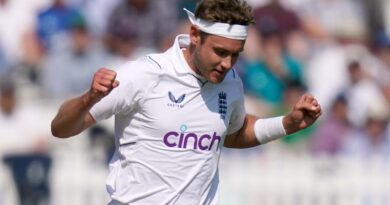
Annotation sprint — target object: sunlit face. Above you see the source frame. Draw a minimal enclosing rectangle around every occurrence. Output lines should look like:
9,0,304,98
189,29,245,84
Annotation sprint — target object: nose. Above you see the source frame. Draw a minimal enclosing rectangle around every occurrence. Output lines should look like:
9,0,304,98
220,56,233,70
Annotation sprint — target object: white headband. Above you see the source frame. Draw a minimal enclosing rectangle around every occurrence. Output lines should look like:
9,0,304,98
183,8,248,40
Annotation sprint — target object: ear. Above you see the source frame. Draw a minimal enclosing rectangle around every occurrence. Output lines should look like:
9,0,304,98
189,25,201,45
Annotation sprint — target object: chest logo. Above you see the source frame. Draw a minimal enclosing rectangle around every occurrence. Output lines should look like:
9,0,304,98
163,125,222,151
167,91,185,108
218,92,227,119
169,91,185,103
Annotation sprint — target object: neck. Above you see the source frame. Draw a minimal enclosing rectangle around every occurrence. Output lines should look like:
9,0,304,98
182,44,201,75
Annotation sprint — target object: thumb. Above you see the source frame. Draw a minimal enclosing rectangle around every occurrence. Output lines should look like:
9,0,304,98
112,80,120,88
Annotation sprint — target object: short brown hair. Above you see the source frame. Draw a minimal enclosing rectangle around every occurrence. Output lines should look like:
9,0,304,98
194,0,254,25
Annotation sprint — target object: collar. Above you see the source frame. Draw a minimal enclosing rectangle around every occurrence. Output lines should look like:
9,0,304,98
170,34,207,81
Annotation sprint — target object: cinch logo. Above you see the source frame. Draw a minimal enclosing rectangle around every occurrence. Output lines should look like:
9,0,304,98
167,91,185,108
163,124,221,151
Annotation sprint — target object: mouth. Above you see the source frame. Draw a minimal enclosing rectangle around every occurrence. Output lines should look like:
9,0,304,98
211,69,227,82
214,69,225,75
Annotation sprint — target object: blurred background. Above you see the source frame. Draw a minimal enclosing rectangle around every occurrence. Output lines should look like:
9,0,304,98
1,0,390,204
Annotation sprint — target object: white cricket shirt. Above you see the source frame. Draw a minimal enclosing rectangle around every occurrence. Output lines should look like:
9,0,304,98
90,35,246,205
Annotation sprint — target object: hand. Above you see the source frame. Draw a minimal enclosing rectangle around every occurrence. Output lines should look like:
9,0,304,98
87,68,119,103
283,94,322,134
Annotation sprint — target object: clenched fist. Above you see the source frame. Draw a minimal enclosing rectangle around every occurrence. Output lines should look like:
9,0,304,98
283,94,322,134
88,68,119,103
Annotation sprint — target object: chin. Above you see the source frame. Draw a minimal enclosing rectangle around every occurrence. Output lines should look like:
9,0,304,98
208,77,224,84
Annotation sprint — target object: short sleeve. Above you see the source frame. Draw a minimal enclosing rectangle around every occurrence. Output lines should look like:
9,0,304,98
226,80,246,135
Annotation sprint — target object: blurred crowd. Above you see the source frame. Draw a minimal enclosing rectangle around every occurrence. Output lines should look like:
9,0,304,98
1,0,390,204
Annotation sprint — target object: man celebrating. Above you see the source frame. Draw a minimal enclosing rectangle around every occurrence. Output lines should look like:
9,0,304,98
51,0,322,204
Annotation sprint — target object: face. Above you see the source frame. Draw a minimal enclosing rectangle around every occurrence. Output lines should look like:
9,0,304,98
190,28,245,83
0,90,15,115
71,29,90,54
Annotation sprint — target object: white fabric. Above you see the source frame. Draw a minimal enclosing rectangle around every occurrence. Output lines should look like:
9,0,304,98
183,8,248,40
89,34,246,205
254,116,286,144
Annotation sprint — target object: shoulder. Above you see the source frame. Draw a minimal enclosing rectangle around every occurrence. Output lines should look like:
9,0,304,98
219,68,244,98
223,69,243,85
145,50,174,70
114,56,164,86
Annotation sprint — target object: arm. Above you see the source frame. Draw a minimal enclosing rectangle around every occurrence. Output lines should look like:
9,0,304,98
224,94,322,148
51,68,119,138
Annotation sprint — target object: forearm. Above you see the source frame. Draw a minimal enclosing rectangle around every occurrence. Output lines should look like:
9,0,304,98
51,92,96,138
224,115,260,148
224,115,287,148
224,94,322,148
51,68,119,138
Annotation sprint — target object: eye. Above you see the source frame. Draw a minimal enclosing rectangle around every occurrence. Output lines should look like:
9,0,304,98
214,48,228,58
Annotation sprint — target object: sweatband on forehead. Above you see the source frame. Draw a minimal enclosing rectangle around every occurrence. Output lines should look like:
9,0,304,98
183,8,248,40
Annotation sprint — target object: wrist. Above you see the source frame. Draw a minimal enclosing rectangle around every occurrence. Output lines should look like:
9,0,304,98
254,116,286,144
82,91,101,108
282,113,301,135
